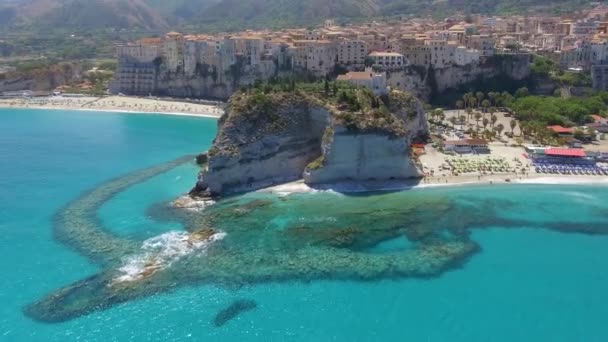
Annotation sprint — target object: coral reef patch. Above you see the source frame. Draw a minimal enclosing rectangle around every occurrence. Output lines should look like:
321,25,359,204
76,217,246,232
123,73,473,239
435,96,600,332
24,160,608,324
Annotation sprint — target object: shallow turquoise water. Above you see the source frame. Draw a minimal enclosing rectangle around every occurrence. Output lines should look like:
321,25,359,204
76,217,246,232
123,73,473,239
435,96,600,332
2,108,608,341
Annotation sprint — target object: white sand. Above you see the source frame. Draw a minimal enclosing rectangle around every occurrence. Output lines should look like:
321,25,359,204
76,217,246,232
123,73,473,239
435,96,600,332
261,174,608,195
0,95,224,118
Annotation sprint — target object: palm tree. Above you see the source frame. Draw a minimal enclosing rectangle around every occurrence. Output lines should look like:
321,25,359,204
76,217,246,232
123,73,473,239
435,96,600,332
456,100,464,115
488,91,497,106
459,115,466,129
465,92,475,109
466,108,473,122
481,99,490,112
482,118,489,130
474,112,482,132
449,116,457,129
491,114,498,128
496,123,505,137
510,119,517,135
476,92,485,109
434,108,444,123
469,97,477,110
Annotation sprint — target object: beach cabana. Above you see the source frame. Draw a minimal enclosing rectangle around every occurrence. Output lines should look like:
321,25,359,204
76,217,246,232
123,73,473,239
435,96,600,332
545,148,586,158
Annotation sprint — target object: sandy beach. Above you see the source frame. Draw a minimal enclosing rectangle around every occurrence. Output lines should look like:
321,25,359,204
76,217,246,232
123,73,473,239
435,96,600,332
262,174,608,196
0,95,225,118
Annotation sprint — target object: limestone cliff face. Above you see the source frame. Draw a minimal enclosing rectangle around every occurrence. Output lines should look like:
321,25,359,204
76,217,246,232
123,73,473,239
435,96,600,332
387,54,532,100
302,127,420,184
304,91,425,185
194,89,427,196
196,92,330,195
0,63,83,92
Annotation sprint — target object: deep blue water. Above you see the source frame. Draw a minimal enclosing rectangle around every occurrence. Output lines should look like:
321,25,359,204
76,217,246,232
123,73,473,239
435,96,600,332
2,108,608,341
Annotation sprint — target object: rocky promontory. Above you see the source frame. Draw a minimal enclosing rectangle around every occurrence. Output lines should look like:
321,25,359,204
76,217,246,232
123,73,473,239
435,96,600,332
192,84,428,196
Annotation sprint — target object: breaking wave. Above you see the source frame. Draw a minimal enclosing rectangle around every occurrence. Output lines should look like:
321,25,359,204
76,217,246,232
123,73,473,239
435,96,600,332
112,230,226,284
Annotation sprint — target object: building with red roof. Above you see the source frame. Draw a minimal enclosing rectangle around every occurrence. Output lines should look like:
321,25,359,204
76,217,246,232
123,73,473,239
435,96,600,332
545,148,586,158
547,125,574,135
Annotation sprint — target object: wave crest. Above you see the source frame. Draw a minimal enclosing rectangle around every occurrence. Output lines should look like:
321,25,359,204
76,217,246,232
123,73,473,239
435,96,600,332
112,230,226,284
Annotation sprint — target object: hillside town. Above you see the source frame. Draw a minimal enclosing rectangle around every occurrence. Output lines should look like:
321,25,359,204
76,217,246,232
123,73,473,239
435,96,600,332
113,5,608,97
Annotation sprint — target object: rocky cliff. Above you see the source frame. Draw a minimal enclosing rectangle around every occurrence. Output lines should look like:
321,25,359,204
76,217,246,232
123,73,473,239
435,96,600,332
192,87,427,196
0,62,83,92
386,54,532,101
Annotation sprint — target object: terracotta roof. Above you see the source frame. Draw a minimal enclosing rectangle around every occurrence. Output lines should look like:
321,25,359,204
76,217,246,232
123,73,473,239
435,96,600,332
545,148,586,157
337,71,373,81
547,125,574,134
137,37,162,45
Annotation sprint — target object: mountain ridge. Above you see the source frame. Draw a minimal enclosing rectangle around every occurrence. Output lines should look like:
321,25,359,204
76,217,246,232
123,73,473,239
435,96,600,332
0,0,585,32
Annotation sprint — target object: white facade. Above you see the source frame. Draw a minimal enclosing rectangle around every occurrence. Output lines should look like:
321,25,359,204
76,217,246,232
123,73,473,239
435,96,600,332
454,46,480,66
337,68,388,95
117,44,161,63
368,52,405,69
338,40,369,65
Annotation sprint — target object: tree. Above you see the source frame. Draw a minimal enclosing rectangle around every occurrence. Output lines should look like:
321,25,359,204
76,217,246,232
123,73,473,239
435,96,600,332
466,108,473,122
456,100,464,114
481,99,491,112
483,117,489,130
474,112,482,131
332,81,338,96
324,79,330,97
510,119,517,134
449,116,457,129
464,92,474,109
496,123,505,137
488,91,498,106
364,57,375,67
470,97,478,109
574,129,586,141
476,92,485,108
515,87,529,98
459,115,467,129
434,108,445,123
491,114,498,128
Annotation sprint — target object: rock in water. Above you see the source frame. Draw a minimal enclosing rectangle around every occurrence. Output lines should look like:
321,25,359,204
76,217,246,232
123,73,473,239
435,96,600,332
197,89,428,196
213,299,257,327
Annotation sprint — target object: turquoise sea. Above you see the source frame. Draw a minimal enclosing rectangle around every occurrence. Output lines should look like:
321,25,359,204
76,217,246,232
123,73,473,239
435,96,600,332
2,108,608,341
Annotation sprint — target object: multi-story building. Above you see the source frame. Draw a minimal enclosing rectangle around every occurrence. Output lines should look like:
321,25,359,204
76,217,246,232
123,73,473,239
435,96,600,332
368,52,405,69
292,40,337,75
454,46,480,66
163,32,185,72
116,40,161,63
467,35,495,56
592,63,608,90
425,40,452,68
337,40,369,65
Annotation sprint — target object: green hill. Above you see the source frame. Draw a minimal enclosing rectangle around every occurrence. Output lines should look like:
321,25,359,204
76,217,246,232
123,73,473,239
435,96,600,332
0,0,592,33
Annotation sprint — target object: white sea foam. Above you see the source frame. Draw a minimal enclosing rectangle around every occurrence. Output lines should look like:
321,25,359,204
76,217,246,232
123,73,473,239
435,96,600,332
112,230,226,284
562,191,597,201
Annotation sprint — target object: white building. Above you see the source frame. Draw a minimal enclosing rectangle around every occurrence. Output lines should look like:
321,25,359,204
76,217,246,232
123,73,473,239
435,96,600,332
337,40,369,65
368,52,405,69
336,68,388,95
454,46,480,66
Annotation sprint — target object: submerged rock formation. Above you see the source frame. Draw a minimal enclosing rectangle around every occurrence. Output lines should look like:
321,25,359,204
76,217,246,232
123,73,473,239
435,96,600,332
193,87,428,196
213,299,257,327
